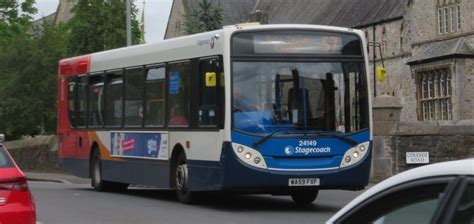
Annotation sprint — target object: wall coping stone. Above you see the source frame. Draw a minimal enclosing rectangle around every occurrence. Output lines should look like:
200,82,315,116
396,120,474,135
373,94,403,109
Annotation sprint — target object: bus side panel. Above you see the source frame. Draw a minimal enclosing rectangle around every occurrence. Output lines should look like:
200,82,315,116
91,131,171,188
61,130,93,178
62,157,90,178
101,160,171,187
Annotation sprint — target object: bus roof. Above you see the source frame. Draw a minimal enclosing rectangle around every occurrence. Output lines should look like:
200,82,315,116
59,24,363,77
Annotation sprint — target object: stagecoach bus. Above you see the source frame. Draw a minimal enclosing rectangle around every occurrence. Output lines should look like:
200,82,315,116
57,23,372,204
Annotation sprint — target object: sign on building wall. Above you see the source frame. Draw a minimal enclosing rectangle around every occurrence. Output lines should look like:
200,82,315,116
406,152,430,164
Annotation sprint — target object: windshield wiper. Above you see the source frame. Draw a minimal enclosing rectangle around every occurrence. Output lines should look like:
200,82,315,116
252,130,359,148
307,133,358,146
252,128,295,148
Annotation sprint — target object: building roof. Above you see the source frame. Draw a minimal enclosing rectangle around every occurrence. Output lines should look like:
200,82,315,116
407,37,474,65
253,0,405,28
186,0,258,25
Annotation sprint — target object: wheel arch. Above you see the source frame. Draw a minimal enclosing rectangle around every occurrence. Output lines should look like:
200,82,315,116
169,143,186,188
88,141,100,178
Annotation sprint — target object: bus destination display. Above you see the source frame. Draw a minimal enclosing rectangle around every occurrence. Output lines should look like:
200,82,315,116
232,31,362,56
254,34,342,54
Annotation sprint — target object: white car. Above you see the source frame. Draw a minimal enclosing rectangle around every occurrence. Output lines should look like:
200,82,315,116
327,159,474,224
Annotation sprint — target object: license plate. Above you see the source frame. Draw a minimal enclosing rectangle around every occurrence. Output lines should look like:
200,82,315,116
288,178,320,186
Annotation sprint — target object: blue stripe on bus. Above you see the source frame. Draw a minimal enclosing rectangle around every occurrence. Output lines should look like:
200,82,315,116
230,130,370,170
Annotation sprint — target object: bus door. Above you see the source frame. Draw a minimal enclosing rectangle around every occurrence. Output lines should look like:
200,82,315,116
60,77,78,157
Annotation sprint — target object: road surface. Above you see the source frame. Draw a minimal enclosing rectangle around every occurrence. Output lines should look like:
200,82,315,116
30,181,363,224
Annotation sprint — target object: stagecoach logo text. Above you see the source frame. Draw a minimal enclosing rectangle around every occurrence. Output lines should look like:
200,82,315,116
197,37,216,49
284,140,331,156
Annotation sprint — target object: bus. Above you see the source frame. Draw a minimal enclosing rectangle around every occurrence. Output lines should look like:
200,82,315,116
57,23,372,205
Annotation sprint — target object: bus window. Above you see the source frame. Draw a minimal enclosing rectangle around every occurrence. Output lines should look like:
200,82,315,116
68,78,77,128
167,61,191,127
198,58,219,127
88,74,104,127
145,66,166,127
105,71,123,127
124,67,144,127
77,76,87,127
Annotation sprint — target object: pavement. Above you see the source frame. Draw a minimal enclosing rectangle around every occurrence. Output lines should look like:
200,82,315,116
25,172,90,185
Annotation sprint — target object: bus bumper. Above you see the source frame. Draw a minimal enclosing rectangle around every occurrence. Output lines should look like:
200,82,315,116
187,142,371,193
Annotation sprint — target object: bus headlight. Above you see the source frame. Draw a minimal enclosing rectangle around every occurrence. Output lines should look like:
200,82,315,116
340,141,370,168
232,143,267,169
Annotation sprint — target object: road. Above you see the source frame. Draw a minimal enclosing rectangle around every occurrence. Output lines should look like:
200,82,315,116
29,181,363,224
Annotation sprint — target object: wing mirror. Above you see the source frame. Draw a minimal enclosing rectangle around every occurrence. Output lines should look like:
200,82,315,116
0,134,4,143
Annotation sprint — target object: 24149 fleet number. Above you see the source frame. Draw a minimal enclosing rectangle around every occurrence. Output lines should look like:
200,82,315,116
298,140,317,147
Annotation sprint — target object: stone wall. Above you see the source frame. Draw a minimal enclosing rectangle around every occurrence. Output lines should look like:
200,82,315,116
4,136,62,172
373,124,474,181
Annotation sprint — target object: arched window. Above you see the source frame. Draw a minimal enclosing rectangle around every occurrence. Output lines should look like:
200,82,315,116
381,26,387,55
437,0,461,34
399,23,404,51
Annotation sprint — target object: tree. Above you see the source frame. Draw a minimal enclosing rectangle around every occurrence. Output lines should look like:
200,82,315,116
0,21,69,139
183,0,223,35
67,0,141,55
0,0,37,41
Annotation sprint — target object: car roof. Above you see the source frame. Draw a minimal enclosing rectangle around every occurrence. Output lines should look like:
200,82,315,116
327,159,474,223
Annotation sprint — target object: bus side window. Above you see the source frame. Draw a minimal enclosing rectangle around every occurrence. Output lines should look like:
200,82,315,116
167,61,191,127
77,76,87,127
198,58,220,127
105,71,124,127
124,67,145,127
68,78,77,128
88,74,105,127
145,66,166,127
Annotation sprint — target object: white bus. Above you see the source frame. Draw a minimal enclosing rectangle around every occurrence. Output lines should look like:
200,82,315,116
58,23,372,205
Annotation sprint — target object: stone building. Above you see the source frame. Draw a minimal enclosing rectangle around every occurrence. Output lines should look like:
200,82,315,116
166,0,474,178
33,0,77,26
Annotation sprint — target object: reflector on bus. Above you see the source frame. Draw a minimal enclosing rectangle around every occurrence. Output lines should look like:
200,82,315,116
59,55,91,76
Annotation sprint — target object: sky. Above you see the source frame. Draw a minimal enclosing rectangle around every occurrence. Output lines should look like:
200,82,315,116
32,0,173,42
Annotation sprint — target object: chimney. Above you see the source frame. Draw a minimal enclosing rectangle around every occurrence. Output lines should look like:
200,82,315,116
249,10,268,24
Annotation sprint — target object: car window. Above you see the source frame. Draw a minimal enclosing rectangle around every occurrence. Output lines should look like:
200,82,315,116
450,181,474,224
0,147,14,168
340,183,448,224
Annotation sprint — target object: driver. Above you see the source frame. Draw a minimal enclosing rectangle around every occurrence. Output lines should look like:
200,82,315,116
233,85,260,112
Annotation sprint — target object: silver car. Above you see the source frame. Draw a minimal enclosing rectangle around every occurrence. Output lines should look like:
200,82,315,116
327,159,474,224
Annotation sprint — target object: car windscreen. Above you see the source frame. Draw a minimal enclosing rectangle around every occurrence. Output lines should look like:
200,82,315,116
0,146,14,168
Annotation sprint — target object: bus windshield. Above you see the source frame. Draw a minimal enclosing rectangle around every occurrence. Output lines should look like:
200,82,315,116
232,61,369,135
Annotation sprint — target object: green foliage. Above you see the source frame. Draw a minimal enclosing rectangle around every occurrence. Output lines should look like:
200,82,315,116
0,21,69,139
67,0,141,55
183,0,223,35
0,0,36,45
0,0,143,140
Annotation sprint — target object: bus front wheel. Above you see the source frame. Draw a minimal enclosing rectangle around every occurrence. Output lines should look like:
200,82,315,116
175,152,200,204
290,189,319,205
91,150,128,192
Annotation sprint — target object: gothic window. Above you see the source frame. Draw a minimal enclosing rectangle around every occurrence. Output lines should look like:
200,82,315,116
417,68,452,121
437,0,461,34
382,26,387,55
438,7,443,34
456,0,461,30
399,23,404,51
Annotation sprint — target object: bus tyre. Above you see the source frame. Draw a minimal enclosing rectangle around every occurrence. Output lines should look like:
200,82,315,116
290,190,319,205
91,150,128,192
175,153,199,204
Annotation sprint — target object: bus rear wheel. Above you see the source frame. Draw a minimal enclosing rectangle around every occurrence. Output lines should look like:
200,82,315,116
290,189,319,205
91,150,128,192
175,152,200,204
